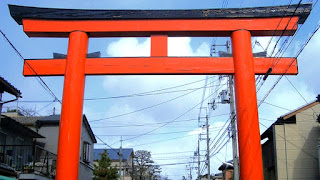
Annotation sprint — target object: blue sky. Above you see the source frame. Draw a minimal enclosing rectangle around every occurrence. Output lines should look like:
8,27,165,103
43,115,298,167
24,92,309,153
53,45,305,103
1,0,320,179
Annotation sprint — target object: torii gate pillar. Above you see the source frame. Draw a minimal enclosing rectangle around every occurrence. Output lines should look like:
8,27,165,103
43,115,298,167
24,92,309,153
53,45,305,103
232,30,263,179
57,31,88,179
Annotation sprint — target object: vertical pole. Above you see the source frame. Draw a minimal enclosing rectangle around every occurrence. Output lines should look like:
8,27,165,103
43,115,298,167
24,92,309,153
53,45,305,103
197,137,200,180
0,93,2,122
120,137,123,180
190,162,192,180
229,75,239,180
206,115,210,180
56,31,88,180
227,40,240,180
231,30,263,180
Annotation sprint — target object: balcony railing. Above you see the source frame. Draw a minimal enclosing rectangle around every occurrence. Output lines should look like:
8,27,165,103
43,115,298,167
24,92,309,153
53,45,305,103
0,145,57,178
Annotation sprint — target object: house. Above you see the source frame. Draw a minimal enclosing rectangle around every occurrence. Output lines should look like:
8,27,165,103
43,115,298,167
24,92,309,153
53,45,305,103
94,148,134,180
261,95,320,180
0,76,22,115
10,114,97,180
217,160,234,180
0,115,45,179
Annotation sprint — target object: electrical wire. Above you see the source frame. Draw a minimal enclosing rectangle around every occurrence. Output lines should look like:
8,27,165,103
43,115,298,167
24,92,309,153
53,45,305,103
85,77,214,101
94,126,222,137
284,76,317,114
0,30,61,104
90,82,223,122
132,134,196,147
92,114,229,128
259,122,318,160
16,78,217,103
95,135,121,155
120,83,226,142
258,18,320,108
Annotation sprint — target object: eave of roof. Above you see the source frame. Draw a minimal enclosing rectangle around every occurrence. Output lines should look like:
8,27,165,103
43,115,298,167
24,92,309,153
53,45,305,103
8,3,311,25
0,115,44,138
261,95,320,140
280,98,319,120
11,116,44,126
83,115,97,143
0,76,22,98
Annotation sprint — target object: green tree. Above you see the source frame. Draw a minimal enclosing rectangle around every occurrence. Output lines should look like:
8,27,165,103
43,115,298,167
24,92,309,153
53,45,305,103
93,149,119,180
131,150,161,180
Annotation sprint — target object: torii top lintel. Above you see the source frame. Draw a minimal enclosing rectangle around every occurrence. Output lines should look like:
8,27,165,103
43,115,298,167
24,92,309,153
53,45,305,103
9,3,311,37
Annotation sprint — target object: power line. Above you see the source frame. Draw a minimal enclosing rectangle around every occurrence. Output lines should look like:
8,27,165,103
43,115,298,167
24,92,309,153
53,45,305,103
91,113,229,128
0,30,61,104
132,134,196,147
94,127,220,137
94,135,121,155
284,76,317,114
152,150,206,156
264,0,295,54
85,77,215,101
90,82,224,122
258,17,320,108
16,83,219,103
210,136,231,158
121,83,226,142
255,1,308,93
259,122,318,160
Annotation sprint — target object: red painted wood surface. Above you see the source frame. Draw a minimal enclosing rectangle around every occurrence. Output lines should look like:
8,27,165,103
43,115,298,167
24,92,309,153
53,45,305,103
56,31,88,180
151,35,168,57
232,30,263,179
22,17,298,37
23,57,297,76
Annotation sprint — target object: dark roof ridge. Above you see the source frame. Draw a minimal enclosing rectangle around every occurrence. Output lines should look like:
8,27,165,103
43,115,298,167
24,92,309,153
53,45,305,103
0,76,22,98
8,3,312,25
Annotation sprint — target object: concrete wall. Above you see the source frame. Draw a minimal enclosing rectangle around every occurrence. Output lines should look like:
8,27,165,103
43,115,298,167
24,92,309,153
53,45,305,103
36,125,59,154
34,121,95,179
274,103,320,180
79,122,95,180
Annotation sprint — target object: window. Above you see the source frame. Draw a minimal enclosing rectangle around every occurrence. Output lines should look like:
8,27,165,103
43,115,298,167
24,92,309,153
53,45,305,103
83,141,91,163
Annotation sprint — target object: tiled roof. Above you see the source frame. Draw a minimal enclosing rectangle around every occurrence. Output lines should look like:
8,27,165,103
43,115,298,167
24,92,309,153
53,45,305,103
11,116,44,125
0,76,21,97
12,114,97,143
94,148,133,161
0,115,44,138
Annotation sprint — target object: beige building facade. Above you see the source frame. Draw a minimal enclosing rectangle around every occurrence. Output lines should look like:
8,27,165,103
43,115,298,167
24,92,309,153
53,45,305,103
261,95,320,180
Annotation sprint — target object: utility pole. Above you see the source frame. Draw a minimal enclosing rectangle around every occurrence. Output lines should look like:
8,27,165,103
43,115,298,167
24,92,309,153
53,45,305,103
189,162,192,180
197,137,200,179
227,40,240,180
206,115,210,180
119,136,123,180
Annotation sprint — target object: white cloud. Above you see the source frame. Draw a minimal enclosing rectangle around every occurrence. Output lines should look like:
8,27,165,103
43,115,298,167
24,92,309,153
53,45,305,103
107,38,150,57
188,127,204,135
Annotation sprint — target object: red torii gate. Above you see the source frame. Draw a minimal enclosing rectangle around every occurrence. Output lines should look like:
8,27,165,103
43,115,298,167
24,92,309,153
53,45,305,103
9,3,311,180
